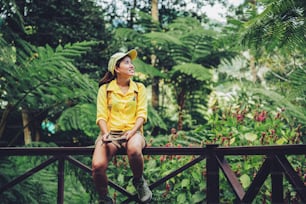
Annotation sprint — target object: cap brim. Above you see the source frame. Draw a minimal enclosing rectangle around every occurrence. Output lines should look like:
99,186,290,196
126,49,137,60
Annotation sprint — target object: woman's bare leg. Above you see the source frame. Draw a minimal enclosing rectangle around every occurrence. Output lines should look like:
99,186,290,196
92,139,118,198
126,132,152,202
125,132,146,179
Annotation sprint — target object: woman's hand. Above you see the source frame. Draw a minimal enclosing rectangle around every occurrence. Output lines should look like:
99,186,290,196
125,117,144,140
101,132,110,143
124,130,136,141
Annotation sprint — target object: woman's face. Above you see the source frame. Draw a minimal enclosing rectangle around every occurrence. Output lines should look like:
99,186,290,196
115,56,135,77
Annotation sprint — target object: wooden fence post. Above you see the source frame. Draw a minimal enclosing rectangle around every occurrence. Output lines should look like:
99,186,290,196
57,157,65,204
206,144,219,203
271,155,284,203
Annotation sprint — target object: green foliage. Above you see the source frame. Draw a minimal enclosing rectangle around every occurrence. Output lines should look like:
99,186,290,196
1,1,306,203
172,63,211,81
145,104,168,132
252,88,306,125
57,103,98,138
0,36,98,143
1,38,97,109
133,58,165,78
143,88,305,203
240,0,306,53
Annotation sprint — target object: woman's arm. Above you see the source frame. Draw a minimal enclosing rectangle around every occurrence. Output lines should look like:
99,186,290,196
97,119,108,135
125,117,145,140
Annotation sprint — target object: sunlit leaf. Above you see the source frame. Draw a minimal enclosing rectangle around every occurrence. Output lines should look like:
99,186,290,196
240,174,251,189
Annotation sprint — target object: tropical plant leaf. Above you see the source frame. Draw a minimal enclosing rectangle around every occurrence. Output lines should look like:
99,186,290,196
133,58,165,77
240,0,306,52
57,103,98,137
172,63,211,81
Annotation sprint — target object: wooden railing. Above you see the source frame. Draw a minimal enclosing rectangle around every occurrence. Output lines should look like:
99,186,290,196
0,144,306,203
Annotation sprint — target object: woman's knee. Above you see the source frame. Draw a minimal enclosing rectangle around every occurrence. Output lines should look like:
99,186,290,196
127,147,143,159
92,160,108,173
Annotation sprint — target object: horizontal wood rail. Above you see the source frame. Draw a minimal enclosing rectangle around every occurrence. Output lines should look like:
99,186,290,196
0,144,306,203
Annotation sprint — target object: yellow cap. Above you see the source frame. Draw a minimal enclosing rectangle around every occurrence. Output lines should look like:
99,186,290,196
108,49,137,75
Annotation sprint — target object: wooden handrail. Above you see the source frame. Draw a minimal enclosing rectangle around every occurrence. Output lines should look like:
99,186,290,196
0,146,207,156
1,144,305,156
1,144,305,204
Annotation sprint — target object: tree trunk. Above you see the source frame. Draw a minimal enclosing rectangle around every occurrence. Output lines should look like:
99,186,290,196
151,0,159,109
151,0,159,22
177,89,186,131
0,104,13,140
21,108,32,145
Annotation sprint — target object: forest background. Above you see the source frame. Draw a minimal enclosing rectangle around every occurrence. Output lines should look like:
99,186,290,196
0,0,305,203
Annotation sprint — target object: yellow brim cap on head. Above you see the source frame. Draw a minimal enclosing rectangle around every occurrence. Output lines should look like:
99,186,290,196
108,49,137,75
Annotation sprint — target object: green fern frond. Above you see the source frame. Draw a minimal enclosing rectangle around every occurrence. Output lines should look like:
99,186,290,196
144,32,183,46
112,28,146,49
133,58,165,77
218,56,249,80
180,31,215,62
57,103,98,137
240,0,306,52
1,37,97,111
172,63,212,81
167,17,203,35
147,104,167,131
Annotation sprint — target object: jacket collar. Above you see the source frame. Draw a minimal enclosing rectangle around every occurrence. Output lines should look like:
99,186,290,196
107,79,139,94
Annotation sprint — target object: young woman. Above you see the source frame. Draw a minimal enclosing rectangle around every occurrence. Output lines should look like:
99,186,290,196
92,49,152,204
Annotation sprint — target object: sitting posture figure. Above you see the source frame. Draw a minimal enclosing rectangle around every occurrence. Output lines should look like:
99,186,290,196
92,49,152,204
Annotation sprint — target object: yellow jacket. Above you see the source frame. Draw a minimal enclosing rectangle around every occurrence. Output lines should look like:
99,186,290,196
96,79,147,132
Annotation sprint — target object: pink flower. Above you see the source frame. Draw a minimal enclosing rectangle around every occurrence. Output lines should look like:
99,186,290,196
236,114,244,122
255,110,267,122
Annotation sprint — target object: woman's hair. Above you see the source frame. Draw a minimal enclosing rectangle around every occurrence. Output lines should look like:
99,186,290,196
98,56,126,87
98,71,115,87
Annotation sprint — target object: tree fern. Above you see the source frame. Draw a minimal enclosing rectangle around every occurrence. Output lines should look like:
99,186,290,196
172,63,212,81
2,39,97,108
111,28,146,49
57,103,98,138
1,37,98,142
240,0,306,53
180,31,217,61
167,17,205,35
133,58,165,78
